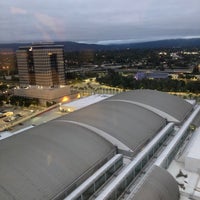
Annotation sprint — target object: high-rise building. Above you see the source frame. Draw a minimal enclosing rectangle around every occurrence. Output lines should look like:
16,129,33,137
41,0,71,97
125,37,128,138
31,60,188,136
16,43,65,87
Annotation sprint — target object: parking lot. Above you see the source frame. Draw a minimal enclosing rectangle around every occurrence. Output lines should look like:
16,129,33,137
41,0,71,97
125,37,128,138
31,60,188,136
0,105,44,132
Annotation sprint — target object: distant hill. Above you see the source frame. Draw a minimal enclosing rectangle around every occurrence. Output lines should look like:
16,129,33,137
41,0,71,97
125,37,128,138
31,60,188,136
117,38,200,49
1,38,200,52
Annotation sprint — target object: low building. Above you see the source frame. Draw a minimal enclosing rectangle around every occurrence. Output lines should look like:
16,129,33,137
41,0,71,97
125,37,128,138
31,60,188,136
14,85,72,106
135,71,169,80
0,89,199,200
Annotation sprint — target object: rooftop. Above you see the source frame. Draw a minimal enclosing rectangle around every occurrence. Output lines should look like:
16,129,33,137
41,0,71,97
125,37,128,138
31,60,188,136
0,90,199,200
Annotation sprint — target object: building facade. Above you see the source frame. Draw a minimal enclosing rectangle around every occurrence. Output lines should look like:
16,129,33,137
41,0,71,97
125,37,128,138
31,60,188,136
16,44,65,87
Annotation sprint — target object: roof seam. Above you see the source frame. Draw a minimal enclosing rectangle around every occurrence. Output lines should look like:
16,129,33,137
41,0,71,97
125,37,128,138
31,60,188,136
56,119,133,152
106,99,179,123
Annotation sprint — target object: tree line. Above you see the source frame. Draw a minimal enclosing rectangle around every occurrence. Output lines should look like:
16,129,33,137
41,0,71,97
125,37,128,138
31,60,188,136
96,70,200,93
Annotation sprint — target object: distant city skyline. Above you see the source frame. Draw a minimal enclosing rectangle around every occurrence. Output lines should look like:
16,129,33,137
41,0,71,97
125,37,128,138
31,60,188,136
0,0,200,44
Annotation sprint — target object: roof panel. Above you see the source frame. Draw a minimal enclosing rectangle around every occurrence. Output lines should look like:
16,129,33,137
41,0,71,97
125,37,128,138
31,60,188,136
60,100,166,152
0,121,114,200
109,89,193,123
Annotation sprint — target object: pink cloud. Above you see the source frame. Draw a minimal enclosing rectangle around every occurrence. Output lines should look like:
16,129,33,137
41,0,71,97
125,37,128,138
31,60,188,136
34,23,53,41
10,7,27,15
34,13,65,40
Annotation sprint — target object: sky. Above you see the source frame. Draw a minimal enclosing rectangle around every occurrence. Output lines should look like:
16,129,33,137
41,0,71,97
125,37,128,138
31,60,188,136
0,0,200,44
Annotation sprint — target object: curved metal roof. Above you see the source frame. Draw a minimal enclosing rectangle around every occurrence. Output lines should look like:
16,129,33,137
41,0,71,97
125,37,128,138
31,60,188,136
0,121,114,200
131,165,179,200
0,89,186,200
109,89,193,123
59,100,166,153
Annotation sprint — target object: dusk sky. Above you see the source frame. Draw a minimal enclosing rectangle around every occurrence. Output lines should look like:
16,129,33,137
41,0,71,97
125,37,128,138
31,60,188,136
0,0,200,44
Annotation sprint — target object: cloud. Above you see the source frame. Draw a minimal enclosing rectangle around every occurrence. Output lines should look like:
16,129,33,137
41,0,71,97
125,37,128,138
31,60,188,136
10,7,27,15
34,23,53,41
1,0,200,43
34,13,65,40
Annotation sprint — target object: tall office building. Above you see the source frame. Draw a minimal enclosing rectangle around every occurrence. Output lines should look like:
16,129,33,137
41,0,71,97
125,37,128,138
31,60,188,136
16,43,65,87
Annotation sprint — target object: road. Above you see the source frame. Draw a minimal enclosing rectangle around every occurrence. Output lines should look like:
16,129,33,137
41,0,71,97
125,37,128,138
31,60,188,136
10,105,66,132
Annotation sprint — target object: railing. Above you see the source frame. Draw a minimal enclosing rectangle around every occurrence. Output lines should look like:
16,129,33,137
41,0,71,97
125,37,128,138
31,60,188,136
64,154,123,200
95,123,175,200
